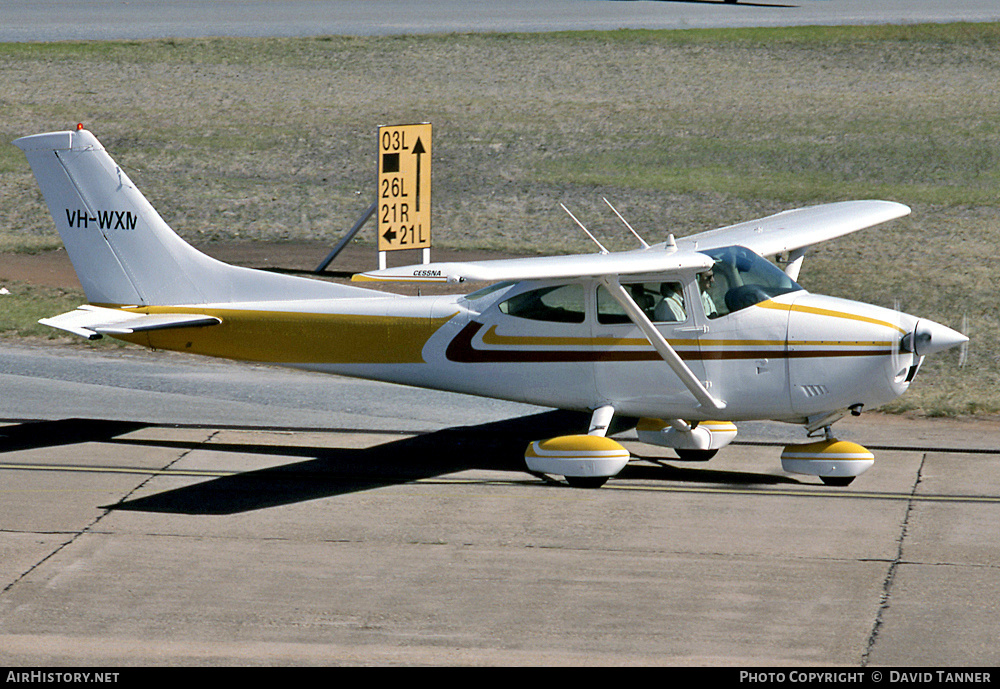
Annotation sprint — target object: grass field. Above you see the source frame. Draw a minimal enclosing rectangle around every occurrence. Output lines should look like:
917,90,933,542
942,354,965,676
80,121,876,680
1,24,997,415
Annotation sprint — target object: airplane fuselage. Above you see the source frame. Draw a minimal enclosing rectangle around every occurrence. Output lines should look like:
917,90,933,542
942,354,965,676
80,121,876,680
122,274,918,425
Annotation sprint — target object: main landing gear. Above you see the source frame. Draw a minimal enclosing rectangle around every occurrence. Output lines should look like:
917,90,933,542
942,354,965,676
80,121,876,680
524,407,743,488
524,406,629,488
524,434,630,489
525,408,876,489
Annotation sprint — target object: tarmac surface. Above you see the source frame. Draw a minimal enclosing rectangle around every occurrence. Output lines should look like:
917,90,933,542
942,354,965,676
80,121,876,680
4,0,1000,42
2,343,999,666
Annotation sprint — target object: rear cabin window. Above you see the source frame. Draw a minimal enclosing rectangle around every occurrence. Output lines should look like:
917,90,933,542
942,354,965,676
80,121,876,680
597,281,687,324
498,284,586,323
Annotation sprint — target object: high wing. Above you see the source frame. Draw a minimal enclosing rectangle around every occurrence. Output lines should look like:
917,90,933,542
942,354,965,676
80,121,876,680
353,246,713,284
671,200,910,256
353,200,909,284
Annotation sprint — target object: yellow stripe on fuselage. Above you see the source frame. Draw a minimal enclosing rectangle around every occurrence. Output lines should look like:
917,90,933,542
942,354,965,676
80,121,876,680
111,306,455,364
755,299,907,335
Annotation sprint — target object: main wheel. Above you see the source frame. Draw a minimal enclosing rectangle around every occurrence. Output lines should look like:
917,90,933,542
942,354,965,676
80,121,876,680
675,449,718,462
821,476,856,487
566,476,609,489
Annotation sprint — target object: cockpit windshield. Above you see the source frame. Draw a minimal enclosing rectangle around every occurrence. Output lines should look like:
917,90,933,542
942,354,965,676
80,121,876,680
698,246,802,318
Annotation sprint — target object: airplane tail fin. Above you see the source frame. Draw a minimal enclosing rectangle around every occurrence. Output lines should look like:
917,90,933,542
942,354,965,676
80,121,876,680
14,128,375,306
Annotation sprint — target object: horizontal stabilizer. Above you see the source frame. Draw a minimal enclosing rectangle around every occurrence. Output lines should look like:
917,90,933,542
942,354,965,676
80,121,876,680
352,249,714,284
40,305,221,340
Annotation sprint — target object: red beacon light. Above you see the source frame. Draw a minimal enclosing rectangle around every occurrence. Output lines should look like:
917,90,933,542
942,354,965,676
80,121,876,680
76,123,85,131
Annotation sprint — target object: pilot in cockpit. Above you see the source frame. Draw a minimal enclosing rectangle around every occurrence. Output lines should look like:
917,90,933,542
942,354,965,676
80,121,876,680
654,282,686,322
698,270,719,319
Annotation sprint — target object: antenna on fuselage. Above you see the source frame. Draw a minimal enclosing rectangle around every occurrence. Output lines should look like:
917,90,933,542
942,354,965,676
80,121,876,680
560,203,609,254
603,197,650,249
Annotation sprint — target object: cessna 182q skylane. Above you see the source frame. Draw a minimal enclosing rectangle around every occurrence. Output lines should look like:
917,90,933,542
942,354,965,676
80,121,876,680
15,128,968,487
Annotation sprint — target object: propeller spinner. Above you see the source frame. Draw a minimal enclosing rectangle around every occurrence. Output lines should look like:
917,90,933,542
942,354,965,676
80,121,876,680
902,319,969,357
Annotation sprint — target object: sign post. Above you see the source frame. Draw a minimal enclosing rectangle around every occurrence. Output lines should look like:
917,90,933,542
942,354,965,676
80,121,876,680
377,123,431,268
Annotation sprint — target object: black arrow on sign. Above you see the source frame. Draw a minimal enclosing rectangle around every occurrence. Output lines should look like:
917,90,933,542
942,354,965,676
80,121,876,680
382,228,397,243
412,137,425,212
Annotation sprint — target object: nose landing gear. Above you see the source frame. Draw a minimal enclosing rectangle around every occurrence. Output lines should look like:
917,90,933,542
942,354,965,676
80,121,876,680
780,425,874,486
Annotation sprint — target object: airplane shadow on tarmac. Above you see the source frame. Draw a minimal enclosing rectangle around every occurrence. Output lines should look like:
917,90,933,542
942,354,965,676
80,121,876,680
1,413,799,515
0,418,148,452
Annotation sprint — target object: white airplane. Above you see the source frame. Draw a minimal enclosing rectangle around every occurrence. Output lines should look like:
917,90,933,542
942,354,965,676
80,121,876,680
14,127,968,488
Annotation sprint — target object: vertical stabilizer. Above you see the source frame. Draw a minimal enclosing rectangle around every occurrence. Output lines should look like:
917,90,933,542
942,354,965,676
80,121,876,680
14,129,378,306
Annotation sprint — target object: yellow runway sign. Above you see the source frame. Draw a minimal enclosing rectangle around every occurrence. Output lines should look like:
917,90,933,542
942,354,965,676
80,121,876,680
378,123,431,252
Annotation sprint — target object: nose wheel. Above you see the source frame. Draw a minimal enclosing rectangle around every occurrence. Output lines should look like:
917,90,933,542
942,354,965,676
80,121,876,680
781,433,874,486
820,475,856,487
565,476,610,489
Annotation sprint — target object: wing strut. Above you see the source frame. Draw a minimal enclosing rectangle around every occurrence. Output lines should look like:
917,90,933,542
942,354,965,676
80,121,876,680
599,277,726,412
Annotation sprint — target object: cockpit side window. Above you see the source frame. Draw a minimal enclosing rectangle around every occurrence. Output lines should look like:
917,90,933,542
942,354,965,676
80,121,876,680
498,284,586,323
597,281,687,324
699,246,802,318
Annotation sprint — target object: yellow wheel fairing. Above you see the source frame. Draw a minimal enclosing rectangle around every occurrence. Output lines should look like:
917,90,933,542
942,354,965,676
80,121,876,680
780,439,875,479
527,435,630,455
525,435,630,479
636,418,736,434
635,419,738,452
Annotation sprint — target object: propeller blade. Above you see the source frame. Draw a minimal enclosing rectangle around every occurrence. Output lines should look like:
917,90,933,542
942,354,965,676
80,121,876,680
958,314,969,367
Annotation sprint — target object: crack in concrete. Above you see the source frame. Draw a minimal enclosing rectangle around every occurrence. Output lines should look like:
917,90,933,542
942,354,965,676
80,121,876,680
0,430,219,597
861,451,926,666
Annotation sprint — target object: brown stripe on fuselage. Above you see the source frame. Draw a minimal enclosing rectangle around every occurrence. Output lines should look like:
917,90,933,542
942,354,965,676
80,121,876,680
445,322,893,364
